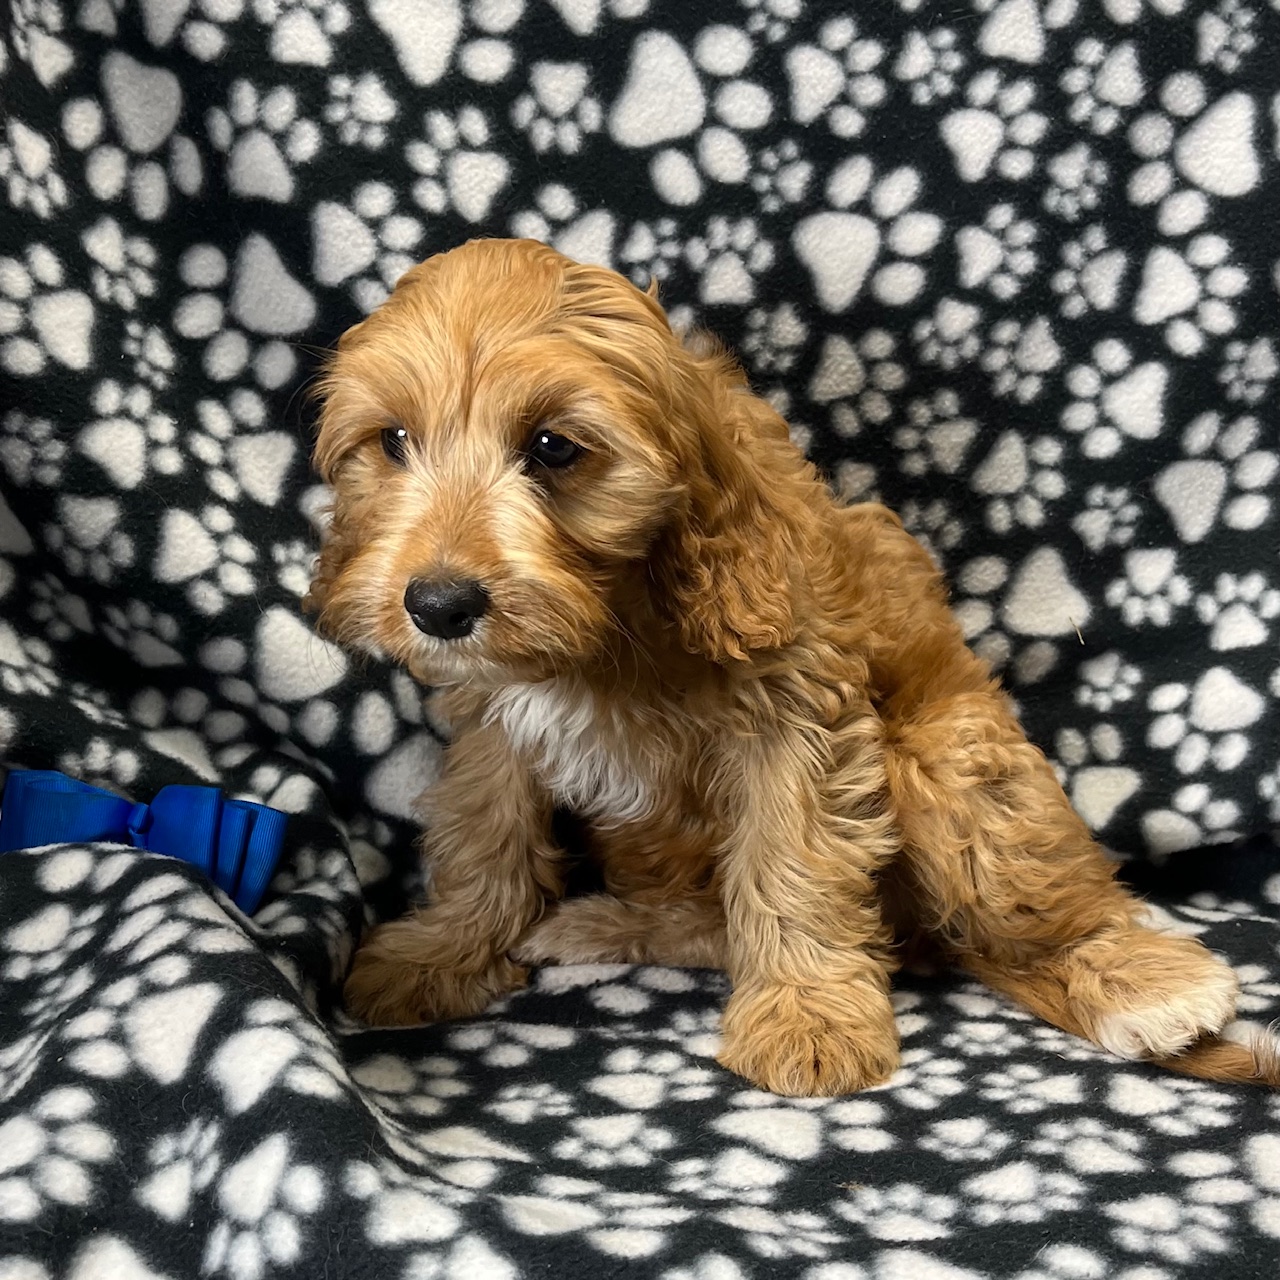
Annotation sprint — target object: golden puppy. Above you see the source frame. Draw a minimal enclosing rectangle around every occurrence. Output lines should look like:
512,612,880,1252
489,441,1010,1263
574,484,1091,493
309,238,1276,1096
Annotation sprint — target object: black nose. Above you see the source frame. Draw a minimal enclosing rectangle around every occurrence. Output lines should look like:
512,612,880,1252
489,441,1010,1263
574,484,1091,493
404,578,490,640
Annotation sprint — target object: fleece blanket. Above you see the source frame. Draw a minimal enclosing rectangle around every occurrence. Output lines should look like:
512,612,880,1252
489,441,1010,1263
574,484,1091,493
1,0,1279,1276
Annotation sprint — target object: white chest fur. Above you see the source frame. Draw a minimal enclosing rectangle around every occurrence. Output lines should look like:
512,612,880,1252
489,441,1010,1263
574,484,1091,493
486,678,655,826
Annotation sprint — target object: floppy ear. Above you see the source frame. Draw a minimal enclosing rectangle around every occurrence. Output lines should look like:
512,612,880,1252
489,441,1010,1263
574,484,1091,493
649,353,807,663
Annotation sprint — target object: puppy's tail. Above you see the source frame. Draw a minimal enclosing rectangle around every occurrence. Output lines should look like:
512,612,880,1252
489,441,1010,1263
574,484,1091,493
1152,1027,1280,1087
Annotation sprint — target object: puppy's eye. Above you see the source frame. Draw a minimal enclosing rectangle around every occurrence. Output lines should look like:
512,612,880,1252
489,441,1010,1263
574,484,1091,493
524,429,582,470
381,424,409,465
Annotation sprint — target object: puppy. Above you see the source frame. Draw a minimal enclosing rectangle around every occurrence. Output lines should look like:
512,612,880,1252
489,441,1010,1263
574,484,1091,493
308,238,1277,1096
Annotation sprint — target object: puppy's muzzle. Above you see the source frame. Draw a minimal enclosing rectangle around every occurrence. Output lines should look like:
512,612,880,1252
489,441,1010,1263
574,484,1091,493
404,578,490,640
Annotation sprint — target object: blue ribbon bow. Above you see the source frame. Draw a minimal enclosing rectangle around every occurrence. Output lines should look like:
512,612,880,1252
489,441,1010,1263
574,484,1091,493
0,770,287,914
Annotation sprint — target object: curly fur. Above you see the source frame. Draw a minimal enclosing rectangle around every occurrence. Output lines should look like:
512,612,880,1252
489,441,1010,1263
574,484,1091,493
310,238,1278,1096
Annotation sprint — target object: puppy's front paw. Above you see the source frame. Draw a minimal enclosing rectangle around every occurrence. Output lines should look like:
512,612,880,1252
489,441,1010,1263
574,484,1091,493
344,922,527,1026
717,980,900,1097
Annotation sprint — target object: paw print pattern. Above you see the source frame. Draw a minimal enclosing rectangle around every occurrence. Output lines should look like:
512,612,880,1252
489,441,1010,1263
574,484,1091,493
1218,336,1277,405
0,628,60,698
207,81,322,204
1060,39,1144,135
979,1063,1085,1115
980,316,1062,402
554,1113,676,1169
350,1053,468,1122
900,498,964,563
27,575,93,644
810,330,909,439
81,217,158,311
79,380,182,491
101,600,183,668
136,1118,221,1223
683,216,774,305
1072,485,1142,551
57,736,140,791
1061,339,1167,459
941,70,1049,183
913,297,982,371
586,1047,720,1110
956,204,1038,300
1195,573,1280,652
406,106,510,223
894,27,964,106
893,389,975,477
1197,0,1258,74
486,1082,575,1125
1,411,65,487
44,496,135,585
748,139,812,212
254,0,352,66
741,303,807,374
786,16,886,139
884,1047,967,1111
741,0,801,44
1052,225,1128,318
0,244,94,377
1145,666,1262,779
836,1182,959,1240
271,540,316,597
1076,650,1142,714
0,118,69,219
919,1116,1013,1163
188,391,298,506
325,73,397,148
0,1086,115,1224
312,181,424,312
204,1133,326,1280
513,62,603,154
618,218,683,286
1133,233,1248,356
152,504,257,617
1043,142,1109,222
970,432,1067,533
1104,1194,1231,1265
1106,549,1192,627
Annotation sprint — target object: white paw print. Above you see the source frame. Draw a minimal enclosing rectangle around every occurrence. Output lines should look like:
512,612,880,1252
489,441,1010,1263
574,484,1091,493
189,390,298,506
683,215,774,305
1052,722,1128,797
0,118,69,219
810,330,909,439
350,1053,467,1122
1043,141,1108,221
748,138,812,212
325,72,397,148
740,303,806,374
0,244,94,377
1076,650,1142,714
64,682,128,732
919,1115,1013,1163
816,157,943,307
207,81,321,204
913,297,982,370
980,315,1062,402
1218,335,1278,405
618,217,683,286
27,575,92,644
486,1081,575,1125
122,319,177,390
1027,1116,1145,1176
1,411,65,487
554,1113,675,1169
1060,39,1144,135
894,27,964,106
152,503,257,617
1105,1194,1230,1265
882,1047,967,1110
1157,411,1275,540
835,1182,959,1240
271,539,316,597
956,203,1038,300
1134,233,1248,356
724,1206,846,1260
1072,484,1142,551
253,0,352,65
586,1047,720,1110
81,216,157,312
1061,338,1167,459
173,244,299,389
447,1021,577,1070
950,555,1011,661
313,180,423,312
667,1147,788,1205
0,627,59,698
130,687,247,779
0,1086,114,1224
204,1133,325,1280
979,1063,1084,1115
963,1161,1085,1226
101,599,183,668
9,0,72,87
1195,572,1280,651
512,61,603,154
900,498,963,563
44,496,134,585
787,16,886,139
971,432,1066,532
136,1118,221,1223
1106,548,1192,627
79,379,182,490
57,736,140,791
406,105,510,222
1052,225,1128,318
1127,71,1251,237
1198,0,1257,73
741,0,800,43
942,70,1048,182
1146,666,1262,776
1232,963,1280,1016
892,389,976,479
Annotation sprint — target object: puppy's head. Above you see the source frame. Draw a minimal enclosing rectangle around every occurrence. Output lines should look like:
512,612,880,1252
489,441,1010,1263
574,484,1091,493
308,238,803,685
